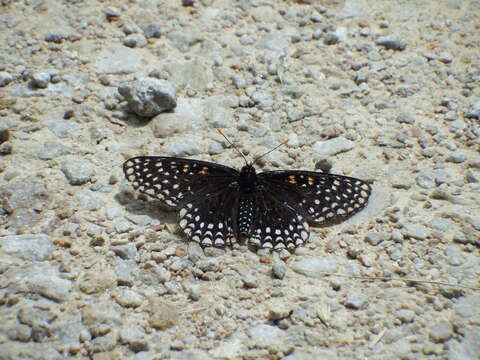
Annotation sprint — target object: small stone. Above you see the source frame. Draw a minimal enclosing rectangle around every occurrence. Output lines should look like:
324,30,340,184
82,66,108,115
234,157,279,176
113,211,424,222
267,300,292,321
312,137,354,156
148,302,178,330
0,128,9,143
1,234,53,261
0,71,13,87
0,142,13,155
114,260,137,286
446,151,467,163
123,34,147,48
113,219,133,234
5,324,31,342
395,309,415,323
247,324,287,349
429,320,453,343
364,232,388,246
61,160,94,185
30,71,51,89
396,113,415,124
272,259,287,279
376,37,407,51
315,159,333,173
118,78,177,117
444,246,464,266
38,141,75,160
344,294,368,310
119,326,149,352
166,139,204,156
403,224,430,240
324,33,340,45
114,289,143,308
465,100,480,119
242,272,259,289
143,24,162,38
78,268,117,294
292,258,338,278
186,283,201,301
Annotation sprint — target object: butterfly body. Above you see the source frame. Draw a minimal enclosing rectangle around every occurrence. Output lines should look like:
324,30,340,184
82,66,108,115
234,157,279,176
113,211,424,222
123,156,371,250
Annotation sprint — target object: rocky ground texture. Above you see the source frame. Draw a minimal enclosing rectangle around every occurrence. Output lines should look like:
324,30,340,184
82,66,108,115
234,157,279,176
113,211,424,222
0,0,479,359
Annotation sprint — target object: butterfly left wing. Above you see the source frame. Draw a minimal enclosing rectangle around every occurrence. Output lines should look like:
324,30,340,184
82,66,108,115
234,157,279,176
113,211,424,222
123,156,238,208
258,170,371,225
249,188,310,250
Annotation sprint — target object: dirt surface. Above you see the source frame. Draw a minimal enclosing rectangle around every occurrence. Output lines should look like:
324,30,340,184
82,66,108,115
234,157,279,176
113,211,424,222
0,0,479,359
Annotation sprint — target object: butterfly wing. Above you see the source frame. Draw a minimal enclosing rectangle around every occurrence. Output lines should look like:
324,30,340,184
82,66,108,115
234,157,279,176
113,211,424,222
258,170,371,225
123,156,238,208
249,187,310,250
177,186,240,247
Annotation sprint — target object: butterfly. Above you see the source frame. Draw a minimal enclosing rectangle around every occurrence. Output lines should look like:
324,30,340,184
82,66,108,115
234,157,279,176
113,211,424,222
122,131,371,250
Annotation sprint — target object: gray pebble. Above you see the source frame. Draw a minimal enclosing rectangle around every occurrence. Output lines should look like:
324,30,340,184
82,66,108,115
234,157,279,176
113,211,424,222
123,34,147,48
187,283,201,301
396,113,415,124
0,71,13,87
114,260,137,286
446,151,467,163
272,259,287,279
429,320,453,343
1,234,53,261
44,29,70,43
324,33,340,45
402,224,430,240
344,294,368,310
38,141,75,160
312,137,354,156
448,328,480,360
465,100,480,119
395,309,415,323
5,324,31,342
291,258,338,279
242,272,259,289
114,289,143,308
118,78,177,117
364,231,388,246
111,243,137,260
61,160,94,185
119,325,149,352
376,37,407,51
143,24,162,39
315,159,333,173
31,71,51,89
267,301,292,321
166,139,204,156
247,324,286,349
444,246,464,266
466,169,479,183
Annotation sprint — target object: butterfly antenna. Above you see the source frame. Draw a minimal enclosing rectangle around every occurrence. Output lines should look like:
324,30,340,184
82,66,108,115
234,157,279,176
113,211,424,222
216,128,249,165
252,139,289,165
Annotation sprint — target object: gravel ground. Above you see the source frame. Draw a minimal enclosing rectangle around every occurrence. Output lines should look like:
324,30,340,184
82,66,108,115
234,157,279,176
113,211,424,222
1,1,479,359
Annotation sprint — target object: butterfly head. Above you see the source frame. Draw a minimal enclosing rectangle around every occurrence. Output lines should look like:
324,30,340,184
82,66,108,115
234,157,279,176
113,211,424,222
239,165,257,193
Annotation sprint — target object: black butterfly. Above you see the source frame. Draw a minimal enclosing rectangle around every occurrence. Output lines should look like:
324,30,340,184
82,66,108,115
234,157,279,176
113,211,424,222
123,146,372,250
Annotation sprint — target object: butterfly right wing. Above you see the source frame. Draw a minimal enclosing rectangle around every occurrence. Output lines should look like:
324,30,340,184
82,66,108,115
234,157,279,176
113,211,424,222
123,156,238,208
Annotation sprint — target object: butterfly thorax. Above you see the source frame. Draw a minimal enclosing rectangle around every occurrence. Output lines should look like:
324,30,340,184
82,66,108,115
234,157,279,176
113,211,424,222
238,165,257,193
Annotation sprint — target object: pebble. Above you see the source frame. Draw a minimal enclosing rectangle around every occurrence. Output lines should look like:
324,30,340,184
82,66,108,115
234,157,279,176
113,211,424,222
343,294,368,310
111,243,137,259
37,141,76,160
429,320,454,343
118,78,177,117
119,326,149,352
1,234,53,261
395,309,415,323
143,23,162,39
114,289,143,308
402,224,430,240
92,45,144,75
114,260,137,286
61,160,94,185
312,137,354,156
272,259,287,279
247,324,287,349
148,302,178,330
396,113,415,124
0,71,13,87
30,71,51,89
446,151,467,163
7,263,71,302
376,37,407,51
78,268,117,294
166,139,204,156
465,100,480,119
123,34,147,48
267,300,292,321
315,159,333,173
186,283,201,301
364,231,388,246
291,258,338,279
444,246,464,266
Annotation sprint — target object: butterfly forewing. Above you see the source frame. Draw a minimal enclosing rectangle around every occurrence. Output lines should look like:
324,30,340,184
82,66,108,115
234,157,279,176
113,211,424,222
258,171,371,224
123,156,238,208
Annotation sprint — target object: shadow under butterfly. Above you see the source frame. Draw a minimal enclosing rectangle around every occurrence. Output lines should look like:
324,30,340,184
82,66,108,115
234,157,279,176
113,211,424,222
123,129,372,251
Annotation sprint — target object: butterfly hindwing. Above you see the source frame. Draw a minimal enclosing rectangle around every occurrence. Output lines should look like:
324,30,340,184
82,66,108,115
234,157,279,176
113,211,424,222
177,188,239,247
249,189,310,250
123,156,238,208
258,171,371,225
